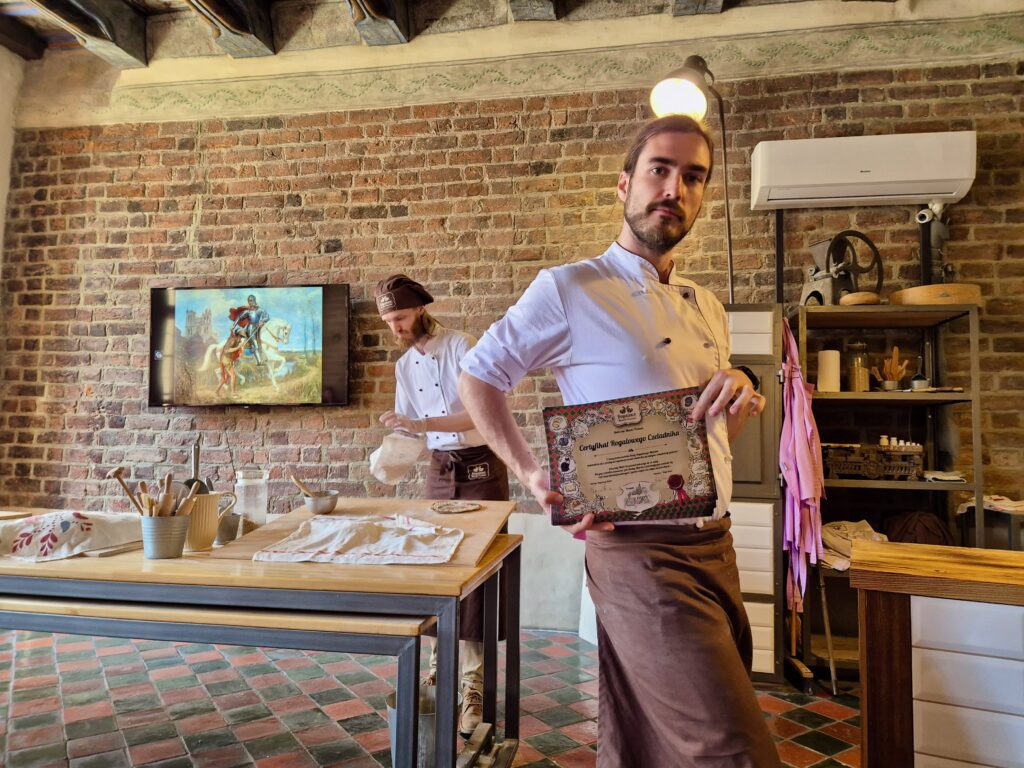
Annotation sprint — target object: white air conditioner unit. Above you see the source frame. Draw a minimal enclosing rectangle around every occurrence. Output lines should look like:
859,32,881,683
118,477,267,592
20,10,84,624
750,131,976,210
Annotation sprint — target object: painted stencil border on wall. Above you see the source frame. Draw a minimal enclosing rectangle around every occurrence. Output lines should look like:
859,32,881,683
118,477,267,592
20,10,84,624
15,13,1024,128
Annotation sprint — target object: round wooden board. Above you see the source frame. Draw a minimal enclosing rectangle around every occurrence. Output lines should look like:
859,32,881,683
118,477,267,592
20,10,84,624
839,291,881,306
890,284,981,305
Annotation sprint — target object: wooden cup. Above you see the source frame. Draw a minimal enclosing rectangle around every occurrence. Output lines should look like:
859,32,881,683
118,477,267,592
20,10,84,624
185,491,237,552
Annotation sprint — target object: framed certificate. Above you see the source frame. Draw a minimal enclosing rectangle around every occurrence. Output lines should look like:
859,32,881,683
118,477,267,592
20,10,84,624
544,387,717,525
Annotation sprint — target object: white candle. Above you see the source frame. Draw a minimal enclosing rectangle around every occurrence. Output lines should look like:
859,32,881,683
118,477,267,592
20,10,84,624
818,350,841,393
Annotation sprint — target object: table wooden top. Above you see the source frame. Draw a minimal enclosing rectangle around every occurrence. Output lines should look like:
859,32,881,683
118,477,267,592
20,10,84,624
217,497,515,567
0,530,523,599
850,539,1024,606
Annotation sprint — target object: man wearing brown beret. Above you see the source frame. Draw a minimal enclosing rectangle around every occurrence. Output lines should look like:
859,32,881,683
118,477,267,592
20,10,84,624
375,274,509,736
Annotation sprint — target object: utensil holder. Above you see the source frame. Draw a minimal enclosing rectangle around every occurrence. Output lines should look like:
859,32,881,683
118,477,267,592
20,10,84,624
141,516,190,559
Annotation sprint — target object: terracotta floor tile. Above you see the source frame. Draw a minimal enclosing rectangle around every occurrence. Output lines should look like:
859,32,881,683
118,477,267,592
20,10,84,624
63,700,115,723
66,730,126,758
836,746,862,768
776,739,829,768
353,726,391,753
555,746,598,767
758,693,797,714
294,722,349,746
255,750,319,768
175,710,228,735
127,736,186,764
161,685,209,706
821,720,860,745
321,699,374,721
805,699,860,721
232,716,287,741
8,724,65,751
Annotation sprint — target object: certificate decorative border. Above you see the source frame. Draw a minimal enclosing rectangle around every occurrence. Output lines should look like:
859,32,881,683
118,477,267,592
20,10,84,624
543,387,716,525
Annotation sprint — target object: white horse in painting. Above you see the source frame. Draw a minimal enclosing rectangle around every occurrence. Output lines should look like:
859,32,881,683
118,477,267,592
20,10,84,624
199,317,293,392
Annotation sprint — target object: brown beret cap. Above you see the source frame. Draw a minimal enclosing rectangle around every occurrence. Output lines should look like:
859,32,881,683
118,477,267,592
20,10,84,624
374,274,433,316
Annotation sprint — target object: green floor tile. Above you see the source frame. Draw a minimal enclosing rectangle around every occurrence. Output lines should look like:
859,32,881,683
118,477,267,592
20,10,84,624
244,731,301,760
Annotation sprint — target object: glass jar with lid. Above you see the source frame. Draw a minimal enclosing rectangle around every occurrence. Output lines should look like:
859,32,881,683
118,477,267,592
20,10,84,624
234,468,268,526
847,342,870,392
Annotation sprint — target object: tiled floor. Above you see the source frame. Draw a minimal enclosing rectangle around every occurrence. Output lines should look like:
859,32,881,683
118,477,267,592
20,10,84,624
0,629,860,768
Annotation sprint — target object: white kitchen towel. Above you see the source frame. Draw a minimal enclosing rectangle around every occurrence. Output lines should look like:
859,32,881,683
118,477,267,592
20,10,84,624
253,514,464,565
369,432,427,485
820,519,887,560
0,511,141,562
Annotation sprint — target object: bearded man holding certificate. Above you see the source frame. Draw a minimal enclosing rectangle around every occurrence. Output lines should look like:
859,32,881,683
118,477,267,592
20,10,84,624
458,116,779,767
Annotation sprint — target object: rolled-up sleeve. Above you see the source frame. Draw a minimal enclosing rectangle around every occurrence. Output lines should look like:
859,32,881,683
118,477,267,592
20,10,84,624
460,270,572,392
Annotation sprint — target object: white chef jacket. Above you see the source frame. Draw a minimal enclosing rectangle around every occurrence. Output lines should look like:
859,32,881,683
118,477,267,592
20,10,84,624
394,327,485,452
460,242,734,520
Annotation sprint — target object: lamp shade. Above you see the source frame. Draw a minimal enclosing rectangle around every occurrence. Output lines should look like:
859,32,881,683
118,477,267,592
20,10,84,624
650,76,708,119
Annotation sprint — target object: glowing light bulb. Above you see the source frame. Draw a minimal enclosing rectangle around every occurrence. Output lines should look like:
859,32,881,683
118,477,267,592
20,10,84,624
649,78,708,120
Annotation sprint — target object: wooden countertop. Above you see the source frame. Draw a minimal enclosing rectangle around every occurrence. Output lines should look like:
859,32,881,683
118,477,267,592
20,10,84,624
850,539,1024,607
0,530,523,599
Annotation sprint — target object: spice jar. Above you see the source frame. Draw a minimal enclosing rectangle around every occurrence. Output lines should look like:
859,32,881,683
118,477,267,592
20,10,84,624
847,342,870,392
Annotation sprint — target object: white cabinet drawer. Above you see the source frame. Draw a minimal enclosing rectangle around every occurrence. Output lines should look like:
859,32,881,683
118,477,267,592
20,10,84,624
752,625,774,651
745,601,775,628
914,700,1024,767
912,597,1024,659
737,547,773,595
732,525,773,549
739,570,773,595
752,648,774,674
736,546,772,571
730,501,774,527
913,648,1024,716
731,333,774,356
728,310,774,334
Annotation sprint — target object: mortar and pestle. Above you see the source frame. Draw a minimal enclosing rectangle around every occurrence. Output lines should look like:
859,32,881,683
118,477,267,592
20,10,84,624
289,469,339,515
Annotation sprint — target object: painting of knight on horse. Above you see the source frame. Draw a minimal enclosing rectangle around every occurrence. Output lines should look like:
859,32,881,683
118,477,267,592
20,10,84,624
173,287,324,405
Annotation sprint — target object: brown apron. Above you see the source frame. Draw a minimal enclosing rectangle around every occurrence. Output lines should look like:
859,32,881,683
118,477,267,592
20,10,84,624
585,518,780,768
424,444,509,643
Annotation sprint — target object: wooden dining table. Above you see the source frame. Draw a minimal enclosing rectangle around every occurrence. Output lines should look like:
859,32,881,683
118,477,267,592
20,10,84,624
0,500,521,768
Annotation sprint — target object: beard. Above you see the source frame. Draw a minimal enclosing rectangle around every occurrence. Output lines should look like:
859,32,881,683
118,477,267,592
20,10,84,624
393,314,428,350
623,192,692,253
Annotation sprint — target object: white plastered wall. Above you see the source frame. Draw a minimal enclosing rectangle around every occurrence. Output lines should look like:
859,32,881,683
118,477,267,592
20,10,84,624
0,47,25,268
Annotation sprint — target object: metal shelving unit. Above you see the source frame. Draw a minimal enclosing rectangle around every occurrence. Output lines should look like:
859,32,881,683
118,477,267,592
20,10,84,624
790,303,984,688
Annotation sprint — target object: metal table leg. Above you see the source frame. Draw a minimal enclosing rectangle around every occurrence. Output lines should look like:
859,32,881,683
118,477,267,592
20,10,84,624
482,571,498,732
394,636,421,768
435,596,460,768
503,545,521,741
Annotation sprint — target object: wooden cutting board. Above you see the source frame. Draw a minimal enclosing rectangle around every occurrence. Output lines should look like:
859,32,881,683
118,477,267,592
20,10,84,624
212,497,515,567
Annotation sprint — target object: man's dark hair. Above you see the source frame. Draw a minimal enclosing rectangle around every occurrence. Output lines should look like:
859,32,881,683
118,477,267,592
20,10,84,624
622,116,715,183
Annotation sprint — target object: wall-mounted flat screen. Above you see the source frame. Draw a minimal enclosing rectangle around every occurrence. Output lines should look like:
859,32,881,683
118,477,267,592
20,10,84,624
149,285,349,407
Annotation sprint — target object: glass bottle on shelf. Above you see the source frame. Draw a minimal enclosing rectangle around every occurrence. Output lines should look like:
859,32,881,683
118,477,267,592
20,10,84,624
847,342,870,393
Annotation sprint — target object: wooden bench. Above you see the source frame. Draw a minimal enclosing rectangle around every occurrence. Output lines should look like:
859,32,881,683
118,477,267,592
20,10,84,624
0,596,435,768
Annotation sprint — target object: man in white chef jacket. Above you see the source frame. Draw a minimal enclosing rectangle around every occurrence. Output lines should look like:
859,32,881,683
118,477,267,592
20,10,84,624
458,117,778,766
376,274,509,737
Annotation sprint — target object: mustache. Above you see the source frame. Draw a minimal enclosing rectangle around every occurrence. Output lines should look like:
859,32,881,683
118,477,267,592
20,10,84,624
647,202,685,219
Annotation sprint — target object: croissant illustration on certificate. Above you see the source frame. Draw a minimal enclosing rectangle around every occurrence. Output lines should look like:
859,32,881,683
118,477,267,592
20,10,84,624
543,387,716,525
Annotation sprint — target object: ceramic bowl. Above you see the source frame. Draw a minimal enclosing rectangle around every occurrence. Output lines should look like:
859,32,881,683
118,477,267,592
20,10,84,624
304,490,340,515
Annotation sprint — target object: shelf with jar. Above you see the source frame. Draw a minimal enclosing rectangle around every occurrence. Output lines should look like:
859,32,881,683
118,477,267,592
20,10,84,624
785,302,985,691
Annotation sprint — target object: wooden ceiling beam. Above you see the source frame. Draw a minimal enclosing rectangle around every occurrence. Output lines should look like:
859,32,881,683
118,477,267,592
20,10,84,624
346,0,410,46
673,0,726,14
0,15,46,60
25,0,145,68
509,0,557,21
184,0,275,58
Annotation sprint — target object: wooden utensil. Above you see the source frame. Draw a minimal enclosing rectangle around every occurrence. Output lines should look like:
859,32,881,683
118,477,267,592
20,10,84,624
289,469,327,498
105,467,146,515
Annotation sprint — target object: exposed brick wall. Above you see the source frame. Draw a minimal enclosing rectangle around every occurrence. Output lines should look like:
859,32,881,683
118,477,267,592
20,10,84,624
2,59,1022,514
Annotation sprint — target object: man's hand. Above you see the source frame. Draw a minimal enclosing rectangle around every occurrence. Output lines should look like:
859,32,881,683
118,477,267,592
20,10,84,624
524,468,615,537
692,368,766,421
379,411,421,434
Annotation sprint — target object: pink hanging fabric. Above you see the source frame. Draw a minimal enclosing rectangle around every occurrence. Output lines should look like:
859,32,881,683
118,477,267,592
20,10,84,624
779,319,825,612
